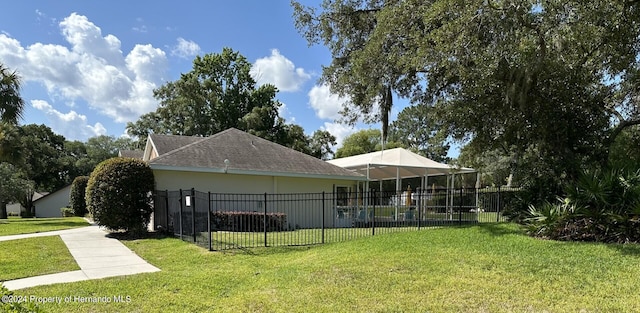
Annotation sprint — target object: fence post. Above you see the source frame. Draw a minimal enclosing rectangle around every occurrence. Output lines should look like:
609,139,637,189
417,188,422,230
458,188,463,225
179,189,183,240
474,186,479,223
164,189,169,230
191,188,196,243
322,192,325,244
372,189,376,236
497,186,501,223
208,191,212,251
264,193,268,247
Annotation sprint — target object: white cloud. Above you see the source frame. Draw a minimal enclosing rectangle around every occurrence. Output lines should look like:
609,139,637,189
251,49,311,92
321,122,357,149
60,13,124,65
0,13,168,123
31,100,107,140
132,25,148,33
132,18,148,33
34,9,56,25
308,84,349,120
277,102,296,123
171,37,201,59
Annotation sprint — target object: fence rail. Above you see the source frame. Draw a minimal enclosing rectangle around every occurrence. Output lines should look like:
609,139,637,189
153,187,516,251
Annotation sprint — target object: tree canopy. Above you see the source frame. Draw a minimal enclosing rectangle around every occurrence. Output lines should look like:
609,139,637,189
0,123,139,218
0,63,24,124
388,104,449,162
293,0,640,189
18,124,67,191
335,129,404,158
0,162,32,218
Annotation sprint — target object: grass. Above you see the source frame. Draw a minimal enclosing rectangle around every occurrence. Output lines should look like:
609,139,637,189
0,217,89,236
0,236,79,281
12,223,640,312
478,211,503,222
204,223,464,250
201,214,479,250
205,226,409,250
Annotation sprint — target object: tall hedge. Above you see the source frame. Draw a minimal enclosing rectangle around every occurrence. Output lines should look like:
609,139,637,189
86,157,155,233
69,176,89,216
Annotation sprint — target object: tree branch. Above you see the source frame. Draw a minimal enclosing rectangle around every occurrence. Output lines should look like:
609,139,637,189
606,117,640,149
486,0,505,11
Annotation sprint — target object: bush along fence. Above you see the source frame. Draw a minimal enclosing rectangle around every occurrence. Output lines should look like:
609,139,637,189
153,187,517,251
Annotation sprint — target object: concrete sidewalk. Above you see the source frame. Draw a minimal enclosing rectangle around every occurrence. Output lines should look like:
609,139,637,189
2,224,160,290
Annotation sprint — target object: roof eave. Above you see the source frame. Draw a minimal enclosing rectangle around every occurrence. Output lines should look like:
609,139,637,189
339,163,476,173
149,164,368,181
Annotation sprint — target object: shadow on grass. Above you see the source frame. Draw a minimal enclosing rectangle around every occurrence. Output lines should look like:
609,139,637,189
31,221,90,229
469,222,528,237
109,230,317,257
220,245,316,256
106,230,173,241
603,242,640,256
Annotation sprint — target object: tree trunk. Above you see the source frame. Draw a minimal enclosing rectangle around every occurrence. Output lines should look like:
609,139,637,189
0,200,7,219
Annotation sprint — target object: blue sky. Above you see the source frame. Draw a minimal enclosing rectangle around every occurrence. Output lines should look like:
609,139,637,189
0,1,414,151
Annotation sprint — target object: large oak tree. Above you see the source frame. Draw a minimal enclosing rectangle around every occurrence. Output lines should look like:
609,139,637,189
293,0,640,189
127,48,318,154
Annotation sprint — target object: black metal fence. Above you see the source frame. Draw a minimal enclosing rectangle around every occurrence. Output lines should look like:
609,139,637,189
153,187,517,251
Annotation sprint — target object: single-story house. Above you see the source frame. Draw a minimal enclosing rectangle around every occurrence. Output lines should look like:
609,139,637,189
6,191,48,216
142,128,366,228
34,184,72,218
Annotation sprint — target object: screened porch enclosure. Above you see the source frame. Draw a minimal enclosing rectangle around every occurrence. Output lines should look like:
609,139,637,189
328,148,478,221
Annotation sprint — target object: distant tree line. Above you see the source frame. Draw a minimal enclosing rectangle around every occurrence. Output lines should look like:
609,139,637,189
0,122,138,217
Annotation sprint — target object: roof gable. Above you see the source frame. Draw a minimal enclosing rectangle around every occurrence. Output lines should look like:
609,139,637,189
148,128,364,180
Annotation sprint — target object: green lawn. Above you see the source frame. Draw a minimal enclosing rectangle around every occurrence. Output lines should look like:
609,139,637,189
0,217,89,236
11,223,640,312
0,236,79,281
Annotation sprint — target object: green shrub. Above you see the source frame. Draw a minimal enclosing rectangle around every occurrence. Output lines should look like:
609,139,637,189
86,158,155,234
525,197,575,238
60,207,74,217
69,176,89,216
526,167,640,243
508,176,563,223
211,211,287,232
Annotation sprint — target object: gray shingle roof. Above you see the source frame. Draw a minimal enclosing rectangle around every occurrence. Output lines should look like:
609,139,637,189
149,134,205,156
118,150,144,159
148,128,364,180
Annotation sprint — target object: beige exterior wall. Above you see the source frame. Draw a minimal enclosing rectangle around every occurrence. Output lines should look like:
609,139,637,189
6,203,23,215
154,169,359,194
153,169,362,228
153,170,274,194
34,185,72,218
